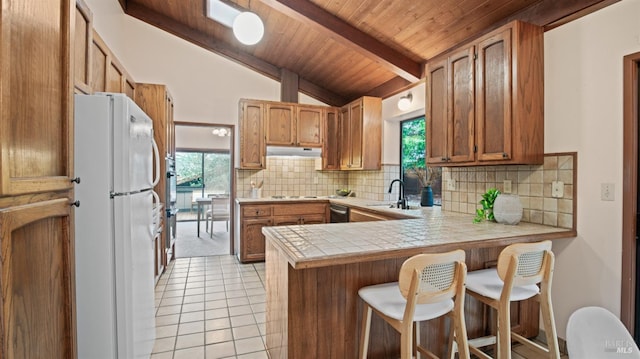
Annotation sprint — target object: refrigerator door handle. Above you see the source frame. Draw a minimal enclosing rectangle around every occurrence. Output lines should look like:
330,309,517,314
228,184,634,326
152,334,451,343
151,138,161,187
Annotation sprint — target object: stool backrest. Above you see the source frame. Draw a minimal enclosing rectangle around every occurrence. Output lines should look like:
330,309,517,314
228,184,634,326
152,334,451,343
497,240,554,286
399,249,466,304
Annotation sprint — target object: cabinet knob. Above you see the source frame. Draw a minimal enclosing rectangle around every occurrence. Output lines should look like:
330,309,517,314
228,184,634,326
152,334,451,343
70,177,81,184
255,210,260,215
70,200,80,207
502,153,509,158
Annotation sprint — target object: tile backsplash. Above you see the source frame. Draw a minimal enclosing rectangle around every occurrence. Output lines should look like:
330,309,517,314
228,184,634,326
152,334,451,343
442,153,576,229
235,157,399,200
235,153,576,230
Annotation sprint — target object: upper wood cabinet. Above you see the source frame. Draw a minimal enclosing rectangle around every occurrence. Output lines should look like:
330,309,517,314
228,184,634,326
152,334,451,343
264,102,323,147
265,103,295,146
296,106,323,147
320,107,340,170
426,20,543,166
90,30,136,100
74,0,93,94
239,99,266,169
339,96,382,170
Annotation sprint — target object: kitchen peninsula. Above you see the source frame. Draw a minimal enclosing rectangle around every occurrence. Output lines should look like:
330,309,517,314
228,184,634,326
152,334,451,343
263,202,575,358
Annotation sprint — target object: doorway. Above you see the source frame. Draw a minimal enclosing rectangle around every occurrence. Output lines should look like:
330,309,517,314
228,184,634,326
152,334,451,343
621,52,640,338
173,122,235,257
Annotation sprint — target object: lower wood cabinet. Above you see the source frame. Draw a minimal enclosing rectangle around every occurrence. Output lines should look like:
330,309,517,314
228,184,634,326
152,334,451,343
349,208,394,222
237,202,328,262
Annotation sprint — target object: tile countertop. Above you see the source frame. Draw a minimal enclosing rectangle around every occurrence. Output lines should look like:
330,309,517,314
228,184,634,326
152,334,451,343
260,201,576,269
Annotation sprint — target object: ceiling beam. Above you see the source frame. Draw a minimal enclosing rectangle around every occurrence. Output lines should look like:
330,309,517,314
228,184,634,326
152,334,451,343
124,2,346,106
259,0,422,82
365,77,412,99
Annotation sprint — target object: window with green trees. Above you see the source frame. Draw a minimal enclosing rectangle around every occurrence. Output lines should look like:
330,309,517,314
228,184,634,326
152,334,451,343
400,117,441,205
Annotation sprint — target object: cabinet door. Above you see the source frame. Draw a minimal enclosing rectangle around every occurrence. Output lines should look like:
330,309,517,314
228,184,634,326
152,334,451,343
448,46,476,163
74,0,92,94
90,30,108,93
265,103,295,146
348,100,364,169
322,108,340,170
241,217,271,262
0,0,74,196
296,106,322,147
426,58,449,164
106,61,123,93
339,106,351,169
239,100,266,169
0,199,76,358
272,215,301,226
299,213,326,225
476,28,512,162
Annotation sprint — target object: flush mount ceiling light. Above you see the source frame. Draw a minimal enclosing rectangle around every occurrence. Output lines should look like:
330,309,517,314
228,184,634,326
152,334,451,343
207,0,264,46
212,128,230,137
397,93,413,111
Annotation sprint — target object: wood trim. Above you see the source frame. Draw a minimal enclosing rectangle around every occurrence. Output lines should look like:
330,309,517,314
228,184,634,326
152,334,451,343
259,0,421,82
173,122,237,255
621,51,640,333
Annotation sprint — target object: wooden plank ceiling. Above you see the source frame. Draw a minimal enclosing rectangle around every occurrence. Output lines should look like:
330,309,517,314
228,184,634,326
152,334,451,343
121,0,616,106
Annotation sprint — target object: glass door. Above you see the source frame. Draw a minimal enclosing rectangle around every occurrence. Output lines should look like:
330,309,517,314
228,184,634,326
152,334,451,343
175,150,230,221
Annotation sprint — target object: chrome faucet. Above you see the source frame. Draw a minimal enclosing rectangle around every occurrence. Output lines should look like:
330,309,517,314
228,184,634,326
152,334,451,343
388,179,408,209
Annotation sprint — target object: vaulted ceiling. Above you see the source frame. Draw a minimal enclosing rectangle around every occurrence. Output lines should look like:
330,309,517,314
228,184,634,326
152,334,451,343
118,0,616,106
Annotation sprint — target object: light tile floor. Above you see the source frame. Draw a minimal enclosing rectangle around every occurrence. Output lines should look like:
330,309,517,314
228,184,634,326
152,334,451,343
152,255,268,359
152,254,567,359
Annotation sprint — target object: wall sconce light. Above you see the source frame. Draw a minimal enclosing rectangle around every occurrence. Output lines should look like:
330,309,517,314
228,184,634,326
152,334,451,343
397,93,413,111
212,128,231,137
207,0,264,46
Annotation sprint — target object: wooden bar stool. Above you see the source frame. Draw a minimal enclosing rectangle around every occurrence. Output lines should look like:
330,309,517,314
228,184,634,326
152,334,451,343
463,240,560,359
358,250,470,359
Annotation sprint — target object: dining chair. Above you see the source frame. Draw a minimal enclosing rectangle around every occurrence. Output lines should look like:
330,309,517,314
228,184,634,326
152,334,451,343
567,306,640,358
358,249,470,359
205,196,230,237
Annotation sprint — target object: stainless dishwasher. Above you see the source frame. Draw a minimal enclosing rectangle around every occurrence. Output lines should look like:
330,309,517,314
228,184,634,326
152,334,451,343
329,203,350,223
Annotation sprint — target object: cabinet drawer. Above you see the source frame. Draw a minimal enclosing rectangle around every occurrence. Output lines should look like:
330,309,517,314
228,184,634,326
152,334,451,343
242,205,272,217
272,203,327,216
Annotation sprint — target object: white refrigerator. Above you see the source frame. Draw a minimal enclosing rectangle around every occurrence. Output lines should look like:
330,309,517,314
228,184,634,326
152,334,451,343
74,93,159,358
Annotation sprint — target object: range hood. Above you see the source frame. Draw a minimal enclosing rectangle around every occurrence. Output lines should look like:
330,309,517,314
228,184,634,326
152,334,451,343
266,146,322,157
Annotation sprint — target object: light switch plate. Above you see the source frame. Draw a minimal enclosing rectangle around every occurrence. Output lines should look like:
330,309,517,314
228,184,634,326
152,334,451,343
503,180,512,194
447,179,456,191
551,181,564,198
601,183,615,201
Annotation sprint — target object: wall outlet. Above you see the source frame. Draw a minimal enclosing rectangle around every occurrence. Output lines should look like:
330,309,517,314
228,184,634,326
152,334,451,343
551,181,564,198
503,180,512,194
447,179,456,191
601,183,615,201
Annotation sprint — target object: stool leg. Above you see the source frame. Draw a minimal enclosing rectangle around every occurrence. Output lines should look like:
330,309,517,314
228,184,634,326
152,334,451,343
497,300,512,359
400,321,413,359
540,292,561,358
454,299,470,359
359,305,372,359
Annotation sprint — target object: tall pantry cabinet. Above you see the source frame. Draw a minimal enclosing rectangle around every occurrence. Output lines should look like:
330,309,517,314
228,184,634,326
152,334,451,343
0,0,77,357
136,83,176,273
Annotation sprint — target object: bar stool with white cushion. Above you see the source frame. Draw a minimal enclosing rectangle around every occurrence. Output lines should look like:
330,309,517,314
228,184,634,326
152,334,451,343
358,250,470,359
463,240,560,359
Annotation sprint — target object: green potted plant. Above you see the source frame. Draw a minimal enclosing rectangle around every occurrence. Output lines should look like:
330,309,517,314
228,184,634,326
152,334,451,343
474,188,501,223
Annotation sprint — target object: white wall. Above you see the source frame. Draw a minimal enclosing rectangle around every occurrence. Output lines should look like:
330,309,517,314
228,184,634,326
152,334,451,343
381,82,426,165
544,0,640,337
87,0,640,340
175,126,231,151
